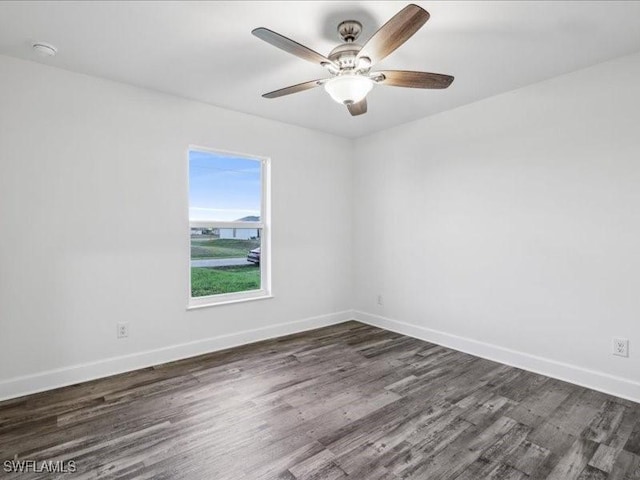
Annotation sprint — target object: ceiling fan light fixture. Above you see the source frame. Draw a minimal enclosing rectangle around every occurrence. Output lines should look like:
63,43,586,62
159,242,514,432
254,4,453,116
324,75,373,105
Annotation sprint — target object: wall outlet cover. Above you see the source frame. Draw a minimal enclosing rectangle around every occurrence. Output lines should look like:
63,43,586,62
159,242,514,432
117,322,129,339
613,338,629,357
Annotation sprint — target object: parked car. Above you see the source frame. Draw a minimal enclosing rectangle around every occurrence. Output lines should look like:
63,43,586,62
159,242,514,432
247,247,260,264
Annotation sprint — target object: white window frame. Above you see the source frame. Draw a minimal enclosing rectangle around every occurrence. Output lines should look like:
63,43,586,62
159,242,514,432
187,145,271,309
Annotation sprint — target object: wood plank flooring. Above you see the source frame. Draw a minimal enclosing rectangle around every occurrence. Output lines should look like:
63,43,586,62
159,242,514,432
1,321,639,479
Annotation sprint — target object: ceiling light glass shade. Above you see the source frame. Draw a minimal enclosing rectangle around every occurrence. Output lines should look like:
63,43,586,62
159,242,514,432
324,75,373,104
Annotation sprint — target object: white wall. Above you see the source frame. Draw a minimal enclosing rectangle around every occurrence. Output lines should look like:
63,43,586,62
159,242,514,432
0,55,353,399
3,50,640,403
353,53,640,400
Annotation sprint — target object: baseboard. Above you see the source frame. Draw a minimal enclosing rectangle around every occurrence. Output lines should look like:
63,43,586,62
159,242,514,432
354,310,640,404
0,310,355,402
5,309,638,404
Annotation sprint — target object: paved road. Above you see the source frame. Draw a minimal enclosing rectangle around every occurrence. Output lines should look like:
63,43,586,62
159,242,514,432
191,257,251,268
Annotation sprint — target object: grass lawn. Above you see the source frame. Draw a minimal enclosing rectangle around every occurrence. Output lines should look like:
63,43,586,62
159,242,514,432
191,265,260,297
190,237,260,259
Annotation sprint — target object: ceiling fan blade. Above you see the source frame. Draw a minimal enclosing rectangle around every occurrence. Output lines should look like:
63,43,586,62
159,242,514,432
347,99,367,116
375,70,454,89
357,4,430,66
262,78,327,99
252,28,337,68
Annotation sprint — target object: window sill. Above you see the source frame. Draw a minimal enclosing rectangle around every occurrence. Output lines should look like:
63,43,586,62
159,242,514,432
187,292,273,310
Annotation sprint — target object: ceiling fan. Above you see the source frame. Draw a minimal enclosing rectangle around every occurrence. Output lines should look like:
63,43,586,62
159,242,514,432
252,3,454,116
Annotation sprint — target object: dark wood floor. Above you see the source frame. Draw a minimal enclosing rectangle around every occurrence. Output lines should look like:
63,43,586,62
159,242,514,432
1,321,639,479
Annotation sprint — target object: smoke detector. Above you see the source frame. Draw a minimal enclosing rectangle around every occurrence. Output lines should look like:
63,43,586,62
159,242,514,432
32,42,57,57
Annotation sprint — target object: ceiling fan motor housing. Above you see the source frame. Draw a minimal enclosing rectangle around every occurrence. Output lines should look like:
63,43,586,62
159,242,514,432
328,43,363,70
330,20,366,70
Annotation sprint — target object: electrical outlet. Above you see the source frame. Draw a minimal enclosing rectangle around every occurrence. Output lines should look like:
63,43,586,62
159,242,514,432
613,338,628,357
117,322,129,339
377,294,384,306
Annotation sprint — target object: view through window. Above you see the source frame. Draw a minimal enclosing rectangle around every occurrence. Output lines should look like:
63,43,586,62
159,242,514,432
189,148,269,305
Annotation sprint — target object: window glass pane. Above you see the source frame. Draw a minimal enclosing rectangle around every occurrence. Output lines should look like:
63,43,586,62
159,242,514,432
190,229,262,297
189,150,261,222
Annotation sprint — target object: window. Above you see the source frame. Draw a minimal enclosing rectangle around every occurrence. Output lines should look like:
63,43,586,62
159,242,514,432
188,147,270,308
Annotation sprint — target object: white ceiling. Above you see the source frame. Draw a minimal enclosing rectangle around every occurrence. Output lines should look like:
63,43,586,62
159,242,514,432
1,1,640,138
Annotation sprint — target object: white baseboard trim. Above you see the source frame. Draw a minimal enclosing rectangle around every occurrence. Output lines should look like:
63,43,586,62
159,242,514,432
354,310,640,404
5,309,638,404
0,310,355,402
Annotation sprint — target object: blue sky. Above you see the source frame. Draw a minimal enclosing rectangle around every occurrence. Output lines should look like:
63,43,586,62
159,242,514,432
189,150,261,222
